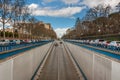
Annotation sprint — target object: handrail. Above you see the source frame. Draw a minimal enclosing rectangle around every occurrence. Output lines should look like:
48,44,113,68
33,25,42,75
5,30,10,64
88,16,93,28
0,41,52,60
66,41,120,60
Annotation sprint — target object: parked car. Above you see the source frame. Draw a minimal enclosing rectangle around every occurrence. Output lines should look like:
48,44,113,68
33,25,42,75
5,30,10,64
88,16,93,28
108,41,120,50
85,40,90,44
31,39,36,43
9,40,16,45
20,40,25,44
94,39,104,47
0,39,10,46
24,39,32,43
14,40,20,44
102,41,111,48
109,41,120,47
89,40,95,45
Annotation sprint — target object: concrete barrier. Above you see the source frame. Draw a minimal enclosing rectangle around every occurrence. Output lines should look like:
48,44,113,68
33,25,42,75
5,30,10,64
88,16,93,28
66,42,120,80
0,59,13,80
112,61,120,80
0,43,52,80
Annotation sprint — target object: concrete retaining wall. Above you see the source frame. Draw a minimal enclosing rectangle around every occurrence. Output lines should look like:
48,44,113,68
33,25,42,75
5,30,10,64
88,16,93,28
66,42,120,80
0,43,52,80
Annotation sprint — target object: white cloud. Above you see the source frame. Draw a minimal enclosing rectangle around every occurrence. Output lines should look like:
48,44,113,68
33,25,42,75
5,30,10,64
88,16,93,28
54,27,69,38
38,7,84,17
81,0,120,8
28,1,120,18
28,3,38,9
28,3,85,17
61,0,80,5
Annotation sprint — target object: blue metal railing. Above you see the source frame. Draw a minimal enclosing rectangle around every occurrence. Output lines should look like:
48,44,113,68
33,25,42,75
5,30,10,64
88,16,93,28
0,40,53,60
65,40,120,52
65,40,120,60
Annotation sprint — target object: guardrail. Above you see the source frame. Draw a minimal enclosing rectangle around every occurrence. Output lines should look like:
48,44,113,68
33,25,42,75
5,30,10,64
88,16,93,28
65,40,120,60
65,40,120,52
0,41,53,53
0,40,53,60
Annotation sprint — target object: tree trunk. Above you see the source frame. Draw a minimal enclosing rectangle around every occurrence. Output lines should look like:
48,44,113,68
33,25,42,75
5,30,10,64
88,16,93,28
13,20,15,39
3,22,5,40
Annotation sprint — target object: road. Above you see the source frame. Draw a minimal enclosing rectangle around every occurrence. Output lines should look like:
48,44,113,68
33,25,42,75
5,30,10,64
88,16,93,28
38,41,80,80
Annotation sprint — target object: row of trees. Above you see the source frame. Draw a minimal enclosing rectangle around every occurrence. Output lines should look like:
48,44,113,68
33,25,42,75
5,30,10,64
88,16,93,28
0,0,27,39
31,23,57,39
62,2,120,40
0,0,57,40
0,31,18,38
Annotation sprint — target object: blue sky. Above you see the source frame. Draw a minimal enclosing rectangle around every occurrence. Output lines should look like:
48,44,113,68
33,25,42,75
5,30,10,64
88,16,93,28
26,0,120,37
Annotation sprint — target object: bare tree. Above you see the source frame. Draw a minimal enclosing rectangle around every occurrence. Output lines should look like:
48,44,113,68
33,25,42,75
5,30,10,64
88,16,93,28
104,5,111,17
28,16,38,39
88,4,109,18
11,0,25,39
0,0,13,39
86,8,98,20
16,5,30,39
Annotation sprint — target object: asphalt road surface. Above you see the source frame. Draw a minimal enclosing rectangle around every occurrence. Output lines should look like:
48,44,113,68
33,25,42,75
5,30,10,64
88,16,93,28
38,42,79,80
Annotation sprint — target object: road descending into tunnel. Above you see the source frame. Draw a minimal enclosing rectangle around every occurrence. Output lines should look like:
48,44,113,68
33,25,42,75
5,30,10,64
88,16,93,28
38,41,80,80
